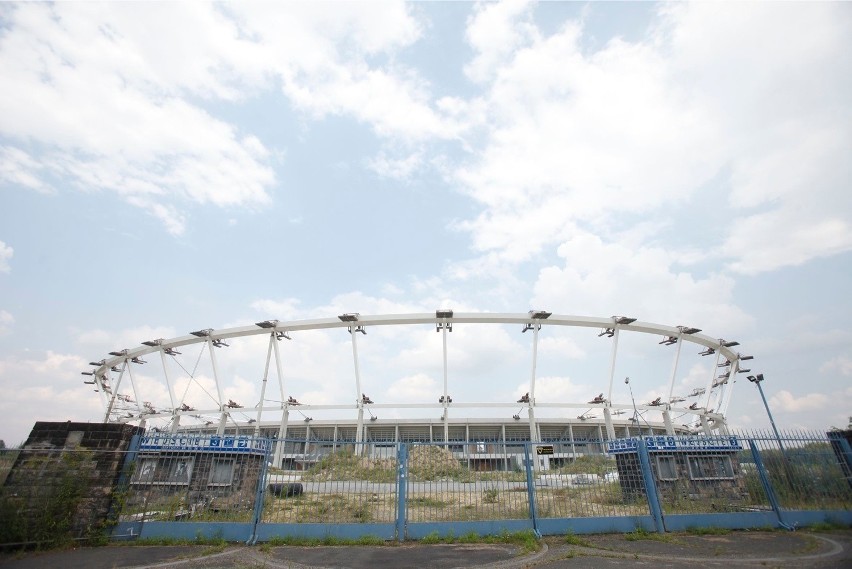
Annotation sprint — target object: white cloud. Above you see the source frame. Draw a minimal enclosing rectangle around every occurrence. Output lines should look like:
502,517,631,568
0,350,102,445
820,356,852,377
75,325,177,353
453,2,852,275
387,373,437,402
0,3,461,234
0,4,278,235
0,241,12,273
0,147,52,193
367,150,424,181
464,0,537,84
531,232,752,333
0,311,13,336
769,390,829,413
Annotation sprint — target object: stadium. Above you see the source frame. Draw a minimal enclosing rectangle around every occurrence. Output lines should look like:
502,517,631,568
82,311,752,470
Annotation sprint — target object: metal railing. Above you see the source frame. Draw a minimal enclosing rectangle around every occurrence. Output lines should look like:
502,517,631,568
1,430,850,545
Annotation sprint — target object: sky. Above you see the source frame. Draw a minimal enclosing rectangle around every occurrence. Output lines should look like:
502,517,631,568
0,1,850,445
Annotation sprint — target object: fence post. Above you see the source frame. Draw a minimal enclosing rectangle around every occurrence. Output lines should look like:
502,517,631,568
748,438,789,529
108,431,144,539
248,436,273,544
523,443,540,536
396,442,408,542
827,431,852,491
636,438,665,534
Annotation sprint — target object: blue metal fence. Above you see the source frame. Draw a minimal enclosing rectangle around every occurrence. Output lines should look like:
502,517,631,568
98,430,852,542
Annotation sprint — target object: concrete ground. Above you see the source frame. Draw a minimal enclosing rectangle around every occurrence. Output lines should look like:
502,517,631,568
1,530,850,569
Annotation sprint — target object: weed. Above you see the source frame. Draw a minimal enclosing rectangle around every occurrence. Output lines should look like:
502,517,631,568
806,520,851,532
624,527,673,542
684,526,731,536
564,531,591,547
420,531,442,544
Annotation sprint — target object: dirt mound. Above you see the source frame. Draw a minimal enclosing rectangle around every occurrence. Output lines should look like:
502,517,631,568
408,445,466,481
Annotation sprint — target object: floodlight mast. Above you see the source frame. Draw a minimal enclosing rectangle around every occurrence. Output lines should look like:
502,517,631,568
341,313,366,454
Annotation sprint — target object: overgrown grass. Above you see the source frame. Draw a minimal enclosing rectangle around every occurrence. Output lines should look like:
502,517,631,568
564,531,592,547
557,455,616,476
409,496,447,508
122,534,228,547
805,520,852,531
260,534,386,547
684,526,731,536
624,527,674,542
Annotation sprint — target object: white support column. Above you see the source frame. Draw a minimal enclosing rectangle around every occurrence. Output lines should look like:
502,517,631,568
662,336,683,435
103,361,127,422
719,360,740,416
568,423,575,456
272,333,289,466
665,337,684,403
125,359,144,416
501,424,507,470
157,349,180,433
606,328,621,403
350,326,365,454
703,350,722,410
442,325,449,448
93,373,110,414
527,323,540,445
603,407,616,440
206,338,227,435
700,414,712,435
662,410,674,434
255,335,274,436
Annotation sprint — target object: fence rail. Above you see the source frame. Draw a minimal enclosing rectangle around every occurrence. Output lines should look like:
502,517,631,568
1,430,850,545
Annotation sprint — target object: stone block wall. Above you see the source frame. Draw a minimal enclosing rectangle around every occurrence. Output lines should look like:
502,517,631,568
0,421,142,544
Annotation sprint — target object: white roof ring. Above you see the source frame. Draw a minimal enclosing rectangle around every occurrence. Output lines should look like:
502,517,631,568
83,312,752,437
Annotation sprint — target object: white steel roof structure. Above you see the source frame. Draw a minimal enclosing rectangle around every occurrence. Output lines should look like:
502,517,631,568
83,311,752,450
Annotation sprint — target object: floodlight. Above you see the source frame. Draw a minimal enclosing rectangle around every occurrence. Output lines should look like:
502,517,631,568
738,354,754,361
190,329,213,337
130,357,147,364
436,309,453,319
719,339,740,347
142,339,162,347
659,336,678,346
338,313,359,322
529,310,551,319
699,347,715,356
256,320,279,328
164,347,181,356
109,349,128,356
89,360,105,366
613,316,637,325
678,326,702,335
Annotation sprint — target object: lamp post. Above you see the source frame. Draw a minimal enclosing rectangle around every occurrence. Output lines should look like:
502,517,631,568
747,373,784,452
